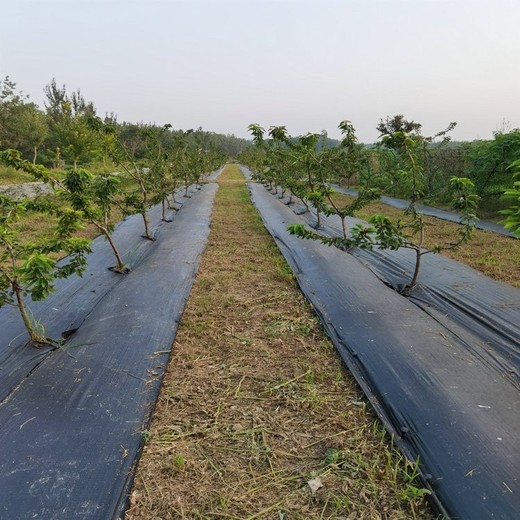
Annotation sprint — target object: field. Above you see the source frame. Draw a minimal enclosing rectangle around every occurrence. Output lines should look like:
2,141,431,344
0,162,518,519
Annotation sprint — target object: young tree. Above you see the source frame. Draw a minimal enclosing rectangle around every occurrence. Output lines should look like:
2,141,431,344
96,121,156,240
0,152,90,345
3,149,127,273
290,126,480,291
143,124,179,222
311,121,380,239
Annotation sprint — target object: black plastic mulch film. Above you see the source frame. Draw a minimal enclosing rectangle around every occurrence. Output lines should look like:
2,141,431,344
0,182,218,519
244,167,519,520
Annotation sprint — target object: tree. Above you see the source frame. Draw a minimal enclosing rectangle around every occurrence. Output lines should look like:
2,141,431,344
143,124,179,222
0,77,48,162
0,151,91,345
3,149,127,273
98,120,156,240
290,126,480,291
44,79,100,169
17,103,48,163
466,130,520,198
62,168,127,272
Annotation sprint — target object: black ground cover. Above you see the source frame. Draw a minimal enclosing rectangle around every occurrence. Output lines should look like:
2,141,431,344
0,187,200,404
278,191,520,389
247,180,520,519
330,184,517,238
0,183,218,519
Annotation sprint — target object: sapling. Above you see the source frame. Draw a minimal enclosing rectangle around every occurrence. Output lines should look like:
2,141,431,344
0,179,90,345
312,121,380,239
63,169,128,272
98,121,156,240
141,124,179,222
247,124,320,212
289,130,480,291
3,149,127,273
169,130,201,198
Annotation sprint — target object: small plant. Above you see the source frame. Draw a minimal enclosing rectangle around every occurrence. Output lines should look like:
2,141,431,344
308,121,381,239
0,180,90,345
93,119,156,240
171,454,186,471
62,168,127,272
3,149,127,273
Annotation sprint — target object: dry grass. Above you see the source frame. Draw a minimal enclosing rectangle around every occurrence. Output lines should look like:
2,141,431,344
0,165,34,185
126,165,435,520
330,194,520,287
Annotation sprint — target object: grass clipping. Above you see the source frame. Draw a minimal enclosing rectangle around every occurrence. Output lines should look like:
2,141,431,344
126,165,434,520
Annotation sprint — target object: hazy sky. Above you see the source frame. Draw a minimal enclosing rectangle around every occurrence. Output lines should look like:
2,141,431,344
1,0,519,142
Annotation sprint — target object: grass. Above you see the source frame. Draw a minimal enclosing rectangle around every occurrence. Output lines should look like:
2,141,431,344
0,165,35,185
126,164,435,519
330,193,520,287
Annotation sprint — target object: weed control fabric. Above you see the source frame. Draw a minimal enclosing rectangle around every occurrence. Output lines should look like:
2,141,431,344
0,186,199,404
277,191,520,390
0,183,217,519
247,182,520,519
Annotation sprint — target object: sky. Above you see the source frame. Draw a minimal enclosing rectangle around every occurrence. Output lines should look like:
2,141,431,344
1,0,519,143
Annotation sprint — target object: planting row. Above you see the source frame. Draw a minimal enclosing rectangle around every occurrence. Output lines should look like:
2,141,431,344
240,121,519,292
0,181,218,519
246,179,520,519
0,122,225,346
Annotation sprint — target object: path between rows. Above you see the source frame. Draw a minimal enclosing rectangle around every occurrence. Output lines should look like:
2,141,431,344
126,165,434,519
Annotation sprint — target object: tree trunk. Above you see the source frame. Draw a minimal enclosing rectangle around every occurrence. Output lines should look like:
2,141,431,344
409,250,422,290
13,281,47,344
32,147,38,165
93,222,126,272
142,212,153,240
105,230,126,271
341,216,347,240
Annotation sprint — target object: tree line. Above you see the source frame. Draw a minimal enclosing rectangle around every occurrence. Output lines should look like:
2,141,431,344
0,76,250,167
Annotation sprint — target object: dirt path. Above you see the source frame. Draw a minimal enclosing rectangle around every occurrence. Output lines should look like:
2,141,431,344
125,165,433,519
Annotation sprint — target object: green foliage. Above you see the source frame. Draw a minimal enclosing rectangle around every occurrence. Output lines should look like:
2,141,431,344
44,79,100,168
499,161,520,237
466,130,520,198
0,187,91,343
286,118,479,291
0,77,48,163
245,120,378,235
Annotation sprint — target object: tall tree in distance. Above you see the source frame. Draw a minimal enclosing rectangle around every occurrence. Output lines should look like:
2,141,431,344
44,79,100,169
